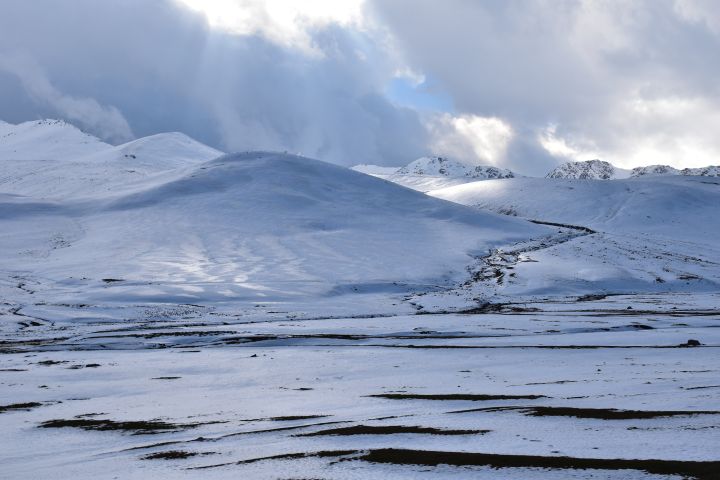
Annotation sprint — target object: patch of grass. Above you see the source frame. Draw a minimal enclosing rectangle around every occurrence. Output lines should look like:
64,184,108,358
297,425,489,436
194,448,720,478
36,360,68,366
523,406,720,420
39,418,197,435
267,415,329,421
142,450,202,460
369,393,545,401
358,448,720,480
0,402,43,413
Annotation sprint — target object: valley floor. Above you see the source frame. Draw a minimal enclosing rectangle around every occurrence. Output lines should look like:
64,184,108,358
2,291,719,479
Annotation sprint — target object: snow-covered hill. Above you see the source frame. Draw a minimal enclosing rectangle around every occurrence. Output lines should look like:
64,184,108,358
0,121,222,199
0,119,109,160
0,123,546,305
432,175,718,238
430,175,720,295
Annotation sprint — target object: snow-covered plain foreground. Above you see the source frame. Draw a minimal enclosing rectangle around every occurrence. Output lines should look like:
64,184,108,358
1,120,719,479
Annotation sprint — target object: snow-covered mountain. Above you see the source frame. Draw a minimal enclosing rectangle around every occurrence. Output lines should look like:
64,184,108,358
546,159,630,179
353,156,515,192
551,160,720,179
630,164,680,177
396,156,515,179
681,165,720,176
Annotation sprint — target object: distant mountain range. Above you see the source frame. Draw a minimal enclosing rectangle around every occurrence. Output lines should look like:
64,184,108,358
547,159,720,179
354,157,719,187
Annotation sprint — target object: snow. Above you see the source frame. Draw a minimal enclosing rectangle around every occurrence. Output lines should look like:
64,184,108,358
6,151,542,303
1,119,719,480
0,119,110,160
0,120,546,305
428,175,720,298
2,295,719,479
0,123,222,200
430,175,719,240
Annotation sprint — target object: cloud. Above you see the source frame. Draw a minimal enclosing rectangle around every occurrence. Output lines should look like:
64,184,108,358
674,0,720,34
176,0,366,55
0,52,133,143
0,0,426,166
371,0,720,171
427,114,513,166
2,0,720,173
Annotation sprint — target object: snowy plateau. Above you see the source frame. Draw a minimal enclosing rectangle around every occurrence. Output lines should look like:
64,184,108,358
1,119,719,480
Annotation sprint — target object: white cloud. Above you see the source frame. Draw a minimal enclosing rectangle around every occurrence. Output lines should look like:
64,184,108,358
674,0,720,34
538,124,599,161
175,0,366,54
428,114,513,166
372,0,720,171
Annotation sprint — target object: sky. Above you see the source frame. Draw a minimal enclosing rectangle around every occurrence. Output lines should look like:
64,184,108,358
1,0,719,174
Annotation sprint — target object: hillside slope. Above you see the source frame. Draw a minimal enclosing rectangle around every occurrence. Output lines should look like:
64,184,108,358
1,151,546,304
429,176,720,295
0,122,222,199
0,119,109,160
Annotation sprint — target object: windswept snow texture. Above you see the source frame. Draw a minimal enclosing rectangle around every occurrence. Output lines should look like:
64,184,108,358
546,159,630,180
357,156,515,192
